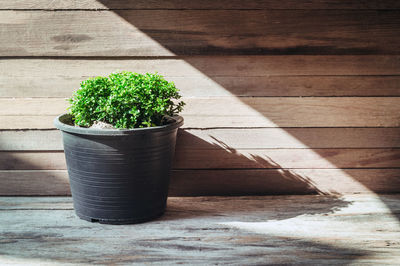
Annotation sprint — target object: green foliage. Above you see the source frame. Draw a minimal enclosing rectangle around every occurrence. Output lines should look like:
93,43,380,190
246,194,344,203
68,72,185,129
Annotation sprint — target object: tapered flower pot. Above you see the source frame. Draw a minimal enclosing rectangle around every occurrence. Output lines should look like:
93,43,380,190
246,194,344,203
54,114,183,224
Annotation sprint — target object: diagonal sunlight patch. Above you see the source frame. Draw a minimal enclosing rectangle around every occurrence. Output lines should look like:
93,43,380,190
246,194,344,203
170,61,381,196
186,73,375,194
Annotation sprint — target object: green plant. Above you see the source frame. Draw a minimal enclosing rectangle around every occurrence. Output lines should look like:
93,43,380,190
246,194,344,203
68,72,185,129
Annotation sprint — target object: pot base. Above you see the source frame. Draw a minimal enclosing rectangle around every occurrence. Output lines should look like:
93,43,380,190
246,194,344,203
76,210,165,225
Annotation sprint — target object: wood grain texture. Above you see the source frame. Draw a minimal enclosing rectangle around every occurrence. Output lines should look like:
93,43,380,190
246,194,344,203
2,149,399,170
1,56,399,78
1,10,400,56
1,58,399,98
0,169,399,195
0,170,70,196
1,0,400,10
2,75,400,98
1,4,399,198
1,128,399,151
170,169,400,195
0,195,399,264
2,97,399,128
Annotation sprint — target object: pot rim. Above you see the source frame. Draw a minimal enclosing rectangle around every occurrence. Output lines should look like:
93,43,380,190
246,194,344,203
54,113,184,136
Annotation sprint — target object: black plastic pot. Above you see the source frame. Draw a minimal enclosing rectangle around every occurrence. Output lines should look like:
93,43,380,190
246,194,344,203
54,114,183,224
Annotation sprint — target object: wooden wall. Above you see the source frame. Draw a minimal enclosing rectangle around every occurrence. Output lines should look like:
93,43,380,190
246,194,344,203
0,0,399,196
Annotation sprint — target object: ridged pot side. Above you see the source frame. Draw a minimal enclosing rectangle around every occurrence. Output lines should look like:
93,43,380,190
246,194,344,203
54,114,183,224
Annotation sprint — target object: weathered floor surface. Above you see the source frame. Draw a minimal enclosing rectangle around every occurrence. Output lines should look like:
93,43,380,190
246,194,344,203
1,195,400,265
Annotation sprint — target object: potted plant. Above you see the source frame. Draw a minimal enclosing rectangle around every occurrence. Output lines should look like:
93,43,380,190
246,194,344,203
54,72,184,224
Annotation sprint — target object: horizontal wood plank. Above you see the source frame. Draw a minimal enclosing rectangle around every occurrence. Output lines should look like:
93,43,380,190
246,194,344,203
1,169,399,195
1,58,400,98
1,10,400,56
2,97,399,128
1,57,399,81
0,170,70,196
171,169,400,195
1,1,400,10
1,195,399,264
1,128,399,151
2,75,400,98
1,149,399,170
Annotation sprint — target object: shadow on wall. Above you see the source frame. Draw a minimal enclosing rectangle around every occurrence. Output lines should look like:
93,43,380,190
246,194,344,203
82,2,400,195
1,130,325,196
171,130,326,196
74,3,400,229
90,2,399,207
